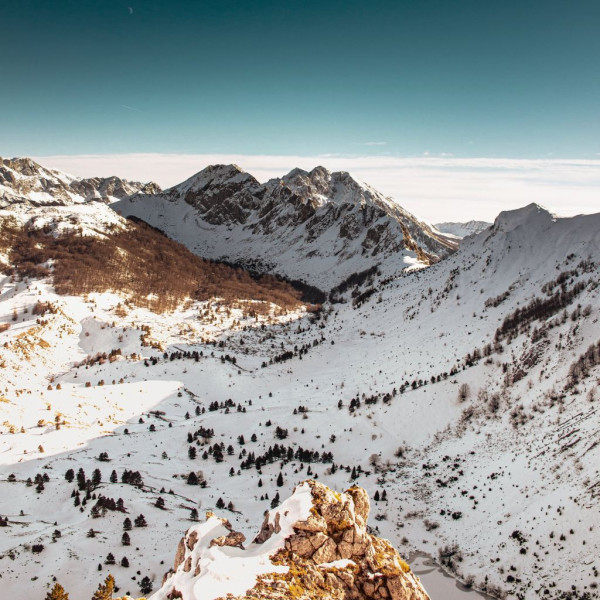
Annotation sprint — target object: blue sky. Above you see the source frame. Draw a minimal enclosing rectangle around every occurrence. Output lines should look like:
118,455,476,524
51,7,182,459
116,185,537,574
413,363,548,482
1,0,599,158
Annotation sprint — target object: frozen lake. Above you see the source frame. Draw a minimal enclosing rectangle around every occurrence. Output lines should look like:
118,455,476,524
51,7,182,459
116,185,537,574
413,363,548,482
410,553,494,600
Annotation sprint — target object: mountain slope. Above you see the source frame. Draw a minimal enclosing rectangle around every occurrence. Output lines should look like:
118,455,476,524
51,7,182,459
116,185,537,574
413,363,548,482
114,165,457,290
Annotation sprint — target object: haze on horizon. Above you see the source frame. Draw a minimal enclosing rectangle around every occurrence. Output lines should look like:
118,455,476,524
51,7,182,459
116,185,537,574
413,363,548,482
1,0,599,221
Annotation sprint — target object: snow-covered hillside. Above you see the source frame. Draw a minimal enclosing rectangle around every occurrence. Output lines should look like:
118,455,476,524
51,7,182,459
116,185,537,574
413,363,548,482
1,160,599,600
434,220,492,239
114,164,457,290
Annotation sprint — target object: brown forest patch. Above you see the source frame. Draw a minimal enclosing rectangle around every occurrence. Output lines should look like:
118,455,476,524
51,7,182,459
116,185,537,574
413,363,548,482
0,216,304,314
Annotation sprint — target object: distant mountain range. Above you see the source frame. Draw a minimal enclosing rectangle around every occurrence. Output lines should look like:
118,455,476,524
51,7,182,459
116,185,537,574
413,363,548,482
434,220,492,238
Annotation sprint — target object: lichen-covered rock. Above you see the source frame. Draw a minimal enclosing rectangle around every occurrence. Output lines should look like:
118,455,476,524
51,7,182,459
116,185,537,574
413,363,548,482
151,480,430,600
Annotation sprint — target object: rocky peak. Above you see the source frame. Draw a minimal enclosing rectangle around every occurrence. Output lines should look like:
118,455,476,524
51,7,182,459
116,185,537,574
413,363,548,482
153,480,429,600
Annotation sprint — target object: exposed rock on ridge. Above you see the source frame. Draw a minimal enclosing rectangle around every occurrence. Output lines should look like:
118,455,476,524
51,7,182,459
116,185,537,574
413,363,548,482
153,480,429,600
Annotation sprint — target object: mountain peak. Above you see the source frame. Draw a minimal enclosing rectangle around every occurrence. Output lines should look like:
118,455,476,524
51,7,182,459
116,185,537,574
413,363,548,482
493,202,555,233
172,164,257,195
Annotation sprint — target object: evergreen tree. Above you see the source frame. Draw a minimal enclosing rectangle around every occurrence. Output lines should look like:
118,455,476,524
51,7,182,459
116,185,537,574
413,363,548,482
134,514,147,527
104,552,115,565
276,472,284,487
216,497,225,509
92,469,102,487
374,490,380,502
187,472,198,486
120,556,129,568
190,508,198,521
64,469,74,483
123,517,132,531
109,470,118,483
122,532,131,546
45,582,69,600
139,576,152,595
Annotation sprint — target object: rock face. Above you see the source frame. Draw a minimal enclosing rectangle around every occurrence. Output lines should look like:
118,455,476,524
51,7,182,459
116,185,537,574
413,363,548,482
152,480,429,600
115,165,457,290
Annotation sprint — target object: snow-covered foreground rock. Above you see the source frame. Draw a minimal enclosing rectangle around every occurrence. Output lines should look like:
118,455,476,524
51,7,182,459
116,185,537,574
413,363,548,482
153,480,429,600
0,158,599,600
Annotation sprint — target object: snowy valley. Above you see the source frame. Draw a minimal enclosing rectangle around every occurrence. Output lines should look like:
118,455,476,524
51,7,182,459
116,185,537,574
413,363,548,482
0,158,599,600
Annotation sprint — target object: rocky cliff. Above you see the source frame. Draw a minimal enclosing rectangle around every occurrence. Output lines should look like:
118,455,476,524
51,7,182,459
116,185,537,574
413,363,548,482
152,480,429,600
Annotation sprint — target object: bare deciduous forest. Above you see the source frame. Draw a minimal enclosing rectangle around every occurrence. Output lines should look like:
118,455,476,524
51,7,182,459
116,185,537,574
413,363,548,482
0,216,305,314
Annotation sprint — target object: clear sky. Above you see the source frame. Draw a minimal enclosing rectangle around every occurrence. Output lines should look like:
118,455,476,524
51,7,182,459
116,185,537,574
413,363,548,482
1,0,599,158
1,1,599,220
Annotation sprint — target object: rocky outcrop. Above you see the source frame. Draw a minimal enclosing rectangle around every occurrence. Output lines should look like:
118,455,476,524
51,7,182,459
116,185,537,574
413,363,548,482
152,480,429,600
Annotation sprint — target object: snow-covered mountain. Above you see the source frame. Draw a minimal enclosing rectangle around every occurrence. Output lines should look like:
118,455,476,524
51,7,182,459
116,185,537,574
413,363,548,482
0,156,160,208
114,164,458,290
1,158,599,600
434,220,492,238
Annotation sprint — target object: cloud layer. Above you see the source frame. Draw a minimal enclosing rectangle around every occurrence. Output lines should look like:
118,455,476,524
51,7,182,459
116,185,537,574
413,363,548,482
32,153,600,223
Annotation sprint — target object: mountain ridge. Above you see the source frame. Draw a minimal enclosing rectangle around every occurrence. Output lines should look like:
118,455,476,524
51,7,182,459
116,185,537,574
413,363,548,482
115,163,458,290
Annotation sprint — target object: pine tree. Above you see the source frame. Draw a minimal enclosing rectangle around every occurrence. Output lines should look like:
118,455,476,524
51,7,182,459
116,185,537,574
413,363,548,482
374,490,380,502
121,556,129,568
92,469,102,487
134,514,147,527
216,497,225,509
109,470,117,483
123,517,132,531
190,508,198,521
122,532,131,546
276,472,284,487
139,576,152,595
45,582,69,600
64,469,74,483
104,552,115,565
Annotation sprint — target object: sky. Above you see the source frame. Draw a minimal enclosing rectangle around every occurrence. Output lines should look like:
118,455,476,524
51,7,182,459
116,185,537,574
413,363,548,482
2,0,600,220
